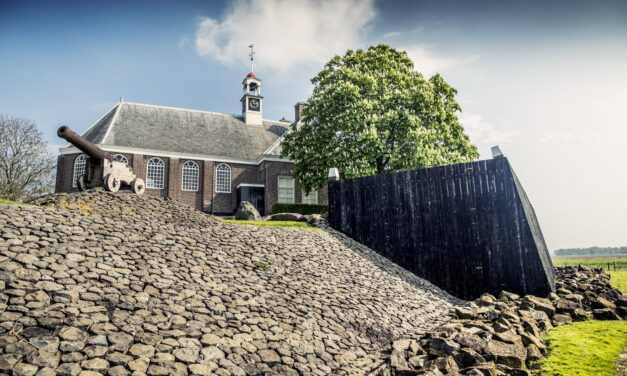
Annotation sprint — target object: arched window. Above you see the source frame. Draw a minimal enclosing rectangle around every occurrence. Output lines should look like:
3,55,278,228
73,155,87,187
146,157,165,189
182,161,199,191
215,163,231,193
113,154,128,165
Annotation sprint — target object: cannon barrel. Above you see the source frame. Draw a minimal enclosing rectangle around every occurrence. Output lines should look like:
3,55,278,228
57,126,114,162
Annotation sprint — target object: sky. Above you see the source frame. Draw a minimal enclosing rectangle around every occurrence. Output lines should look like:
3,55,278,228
1,0,626,250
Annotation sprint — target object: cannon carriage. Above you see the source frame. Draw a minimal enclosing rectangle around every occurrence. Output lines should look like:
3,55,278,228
57,126,145,195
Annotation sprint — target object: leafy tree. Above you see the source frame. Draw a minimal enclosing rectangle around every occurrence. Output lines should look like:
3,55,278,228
281,44,479,192
0,114,56,201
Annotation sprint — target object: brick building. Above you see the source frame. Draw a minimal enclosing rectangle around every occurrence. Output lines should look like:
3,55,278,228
55,69,327,215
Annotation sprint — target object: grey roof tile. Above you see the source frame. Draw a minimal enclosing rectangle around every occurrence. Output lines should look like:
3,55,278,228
82,105,118,144
83,102,289,160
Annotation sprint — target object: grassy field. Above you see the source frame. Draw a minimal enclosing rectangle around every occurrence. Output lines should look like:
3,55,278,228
222,219,314,228
537,320,627,376
552,256,627,292
608,271,627,293
552,255,627,270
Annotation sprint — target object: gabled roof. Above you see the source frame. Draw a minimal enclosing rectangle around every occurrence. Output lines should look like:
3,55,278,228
80,102,290,161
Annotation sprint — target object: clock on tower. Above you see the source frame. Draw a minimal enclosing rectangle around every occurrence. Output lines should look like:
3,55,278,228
248,98,260,111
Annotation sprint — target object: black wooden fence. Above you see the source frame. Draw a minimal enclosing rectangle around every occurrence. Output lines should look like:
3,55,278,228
328,157,555,300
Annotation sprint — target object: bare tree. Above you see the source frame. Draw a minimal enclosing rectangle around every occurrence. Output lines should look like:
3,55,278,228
0,114,56,201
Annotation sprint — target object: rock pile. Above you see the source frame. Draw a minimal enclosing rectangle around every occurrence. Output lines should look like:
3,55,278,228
0,190,460,375
384,265,626,375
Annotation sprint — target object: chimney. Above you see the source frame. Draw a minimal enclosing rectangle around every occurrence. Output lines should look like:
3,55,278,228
294,102,306,123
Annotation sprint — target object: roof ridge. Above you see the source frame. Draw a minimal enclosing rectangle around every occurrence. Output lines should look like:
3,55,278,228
123,101,242,118
101,102,123,144
121,101,286,124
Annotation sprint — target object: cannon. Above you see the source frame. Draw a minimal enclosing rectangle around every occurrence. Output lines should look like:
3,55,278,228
57,126,145,195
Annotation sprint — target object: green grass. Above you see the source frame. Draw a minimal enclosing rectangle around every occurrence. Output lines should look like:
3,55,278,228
537,320,627,376
552,256,627,271
0,198,27,205
552,256,627,292
222,219,313,228
608,271,627,293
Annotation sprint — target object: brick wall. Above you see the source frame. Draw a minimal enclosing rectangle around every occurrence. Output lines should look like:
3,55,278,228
178,159,204,210
318,184,329,206
55,155,67,193
262,160,328,214
262,161,294,214
55,152,327,215
55,154,84,193
136,155,169,199
212,162,259,214
202,161,214,212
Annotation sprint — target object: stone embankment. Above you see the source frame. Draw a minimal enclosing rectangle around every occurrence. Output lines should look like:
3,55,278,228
0,191,460,375
384,265,627,376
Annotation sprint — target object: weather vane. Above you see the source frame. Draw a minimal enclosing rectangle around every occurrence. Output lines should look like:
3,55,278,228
248,43,255,73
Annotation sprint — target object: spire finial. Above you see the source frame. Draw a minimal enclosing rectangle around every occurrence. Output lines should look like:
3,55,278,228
248,43,255,73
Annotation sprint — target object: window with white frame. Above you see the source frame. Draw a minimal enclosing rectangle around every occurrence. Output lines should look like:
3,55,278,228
182,161,199,191
302,188,318,204
215,163,231,193
73,155,87,187
146,157,165,189
278,176,295,203
113,154,128,165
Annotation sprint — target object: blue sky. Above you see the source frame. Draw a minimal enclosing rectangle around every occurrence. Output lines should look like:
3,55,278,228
1,0,626,250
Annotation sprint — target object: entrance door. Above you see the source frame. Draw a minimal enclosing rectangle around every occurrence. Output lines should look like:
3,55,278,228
236,186,265,216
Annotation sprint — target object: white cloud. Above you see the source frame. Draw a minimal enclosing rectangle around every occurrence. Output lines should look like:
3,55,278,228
403,45,479,77
194,0,376,71
458,112,520,145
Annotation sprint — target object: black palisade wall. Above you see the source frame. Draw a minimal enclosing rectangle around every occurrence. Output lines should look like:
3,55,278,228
327,157,555,300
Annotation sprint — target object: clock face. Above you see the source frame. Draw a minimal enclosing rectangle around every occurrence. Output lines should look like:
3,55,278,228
248,98,260,111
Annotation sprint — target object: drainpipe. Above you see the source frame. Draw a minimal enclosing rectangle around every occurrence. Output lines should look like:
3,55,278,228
211,161,215,215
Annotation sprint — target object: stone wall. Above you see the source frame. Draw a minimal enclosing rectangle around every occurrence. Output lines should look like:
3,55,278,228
381,265,626,375
56,153,328,215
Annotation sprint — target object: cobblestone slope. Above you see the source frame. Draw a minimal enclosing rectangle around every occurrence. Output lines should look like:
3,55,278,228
0,191,460,375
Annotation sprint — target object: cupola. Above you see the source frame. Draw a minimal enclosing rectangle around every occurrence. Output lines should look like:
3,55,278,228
241,44,263,126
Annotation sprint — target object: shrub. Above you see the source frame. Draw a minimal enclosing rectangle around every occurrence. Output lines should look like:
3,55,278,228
271,203,327,215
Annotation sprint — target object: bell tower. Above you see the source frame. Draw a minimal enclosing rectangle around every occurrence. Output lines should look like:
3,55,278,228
241,44,263,126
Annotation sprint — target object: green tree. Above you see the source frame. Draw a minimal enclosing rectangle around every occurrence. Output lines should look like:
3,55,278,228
281,44,479,192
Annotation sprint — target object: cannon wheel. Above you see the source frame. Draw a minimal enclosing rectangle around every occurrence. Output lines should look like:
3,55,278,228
77,175,87,191
104,174,120,193
131,178,145,195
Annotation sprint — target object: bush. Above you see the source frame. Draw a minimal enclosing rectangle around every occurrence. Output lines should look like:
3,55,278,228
272,203,327,215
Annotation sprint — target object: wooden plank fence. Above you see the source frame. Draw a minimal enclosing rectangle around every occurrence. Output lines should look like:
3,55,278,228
328,157,555,300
